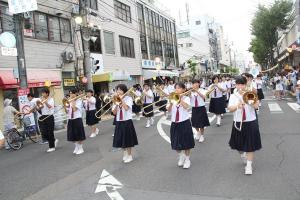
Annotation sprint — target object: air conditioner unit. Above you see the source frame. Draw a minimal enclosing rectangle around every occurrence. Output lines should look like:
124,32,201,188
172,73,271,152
62,51,74,63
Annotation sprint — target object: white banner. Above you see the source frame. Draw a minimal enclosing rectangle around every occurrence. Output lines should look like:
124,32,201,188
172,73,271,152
8,0,38,14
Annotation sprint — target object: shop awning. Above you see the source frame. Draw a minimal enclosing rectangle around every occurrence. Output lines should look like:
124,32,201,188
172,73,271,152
92,70,130,83
143,69,179,80
0,69,61,89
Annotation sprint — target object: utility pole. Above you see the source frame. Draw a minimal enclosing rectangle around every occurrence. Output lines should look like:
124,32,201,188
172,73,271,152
14,14,28,89
79,0,93,90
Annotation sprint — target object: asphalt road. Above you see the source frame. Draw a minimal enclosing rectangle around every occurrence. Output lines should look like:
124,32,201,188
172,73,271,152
0,93,299,200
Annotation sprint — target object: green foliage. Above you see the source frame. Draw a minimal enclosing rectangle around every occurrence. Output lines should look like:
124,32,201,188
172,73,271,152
187,59,197,79
249,0,293,69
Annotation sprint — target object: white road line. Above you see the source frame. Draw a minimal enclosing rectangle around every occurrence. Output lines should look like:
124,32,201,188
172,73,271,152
287,103,300,113
268,102,283,113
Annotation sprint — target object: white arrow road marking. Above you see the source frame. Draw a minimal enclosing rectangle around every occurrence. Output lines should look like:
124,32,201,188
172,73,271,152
268,102,283,113
287,103,300,113
157,114,216,144
95,169,124,200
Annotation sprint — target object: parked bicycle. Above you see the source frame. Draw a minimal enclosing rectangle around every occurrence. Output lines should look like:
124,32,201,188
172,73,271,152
5,115,40,150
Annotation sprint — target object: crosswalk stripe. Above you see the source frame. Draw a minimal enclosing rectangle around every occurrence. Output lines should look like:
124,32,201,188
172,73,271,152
287,103,300,113
268,102,283,113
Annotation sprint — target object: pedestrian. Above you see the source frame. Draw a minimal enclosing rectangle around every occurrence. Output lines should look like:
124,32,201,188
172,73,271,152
208,75,226,126
168,83,195,169
67,89,86,155
190,79,210,143
38,88,58,152
255,74,265,107
275,75,284,100
27,93,43,142
84,90,99,138
3,98,21,150
132,85,142,120
112,84,138,163
228,76,262,175
142,83,154,128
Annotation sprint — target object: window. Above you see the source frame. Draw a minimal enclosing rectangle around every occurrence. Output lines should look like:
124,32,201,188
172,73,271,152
89,30,102,53
186,43,192,47
119,35,135,58
195,20,201,25
178,44,183,47
60,18,71,43
87,0,98,10
103,31,115,54
177,31,190,39
114,0,131,23
34,12,48,40
48,16,60,42
0,5,14,33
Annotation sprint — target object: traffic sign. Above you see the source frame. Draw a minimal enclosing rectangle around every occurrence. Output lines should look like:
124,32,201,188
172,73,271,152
8,0,38,14
0,32,16,48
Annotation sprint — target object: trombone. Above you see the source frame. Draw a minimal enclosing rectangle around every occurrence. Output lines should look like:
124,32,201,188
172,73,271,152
234,90,258,131
95,87,134,119
205,84,217,98
142,86,169,110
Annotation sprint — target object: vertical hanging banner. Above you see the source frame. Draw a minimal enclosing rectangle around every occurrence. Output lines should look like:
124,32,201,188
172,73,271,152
8,0,38,14
18,88,35,126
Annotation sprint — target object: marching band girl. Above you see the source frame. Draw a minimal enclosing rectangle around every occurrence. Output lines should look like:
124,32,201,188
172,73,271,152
157,83,169,117
67,89,86,155
191,80,210,143
255,74,265,107
168,83,195,169
132,85,142,120
84,90,99,138
208,75,226,126
112,84,138,163
230,77,236,94
143,83,154,128
228,76,262,175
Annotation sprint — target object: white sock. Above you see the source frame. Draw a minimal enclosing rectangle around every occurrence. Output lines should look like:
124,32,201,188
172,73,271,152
217,115,221,124
246,160,252,167
185,155,190,160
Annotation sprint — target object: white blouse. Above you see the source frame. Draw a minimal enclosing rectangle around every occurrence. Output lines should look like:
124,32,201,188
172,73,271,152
228,92,257,122
41,98,54,115
208,83,223,98
171,96,191,123
190,89,205,107
254,80,263,89
67,99,83,120
84,96,96,111
135,90,142,97
143,89,154,104
167,84,175,93
115,96,133,121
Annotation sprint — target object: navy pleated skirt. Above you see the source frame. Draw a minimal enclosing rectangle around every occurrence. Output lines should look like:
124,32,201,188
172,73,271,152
209,97,226,114
191,106,210,128
170,120,195,150
257,89,265,100
158,99,167,112
86,110,99,125
132,102,142,113
67,118,86,142
229,120,262,152
143,103,154,117
113,119,138,148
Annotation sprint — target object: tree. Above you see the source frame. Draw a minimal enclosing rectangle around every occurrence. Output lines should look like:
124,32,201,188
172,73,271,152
187,59,197,80
249,0,293,70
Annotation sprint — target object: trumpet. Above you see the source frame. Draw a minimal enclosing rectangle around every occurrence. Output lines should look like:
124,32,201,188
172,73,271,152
234,90,258,131
95,87,134,119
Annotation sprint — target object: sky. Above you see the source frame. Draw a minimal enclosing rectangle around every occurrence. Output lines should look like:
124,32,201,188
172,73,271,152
158,0,274,64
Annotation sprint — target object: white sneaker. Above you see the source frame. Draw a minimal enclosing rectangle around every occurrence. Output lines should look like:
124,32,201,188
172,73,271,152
136,116,140,121
194,134,200,140
73,146,78,154
46,148,55,153
245,165,253,175
89,133,97,138
95,128,99,135
76,147,84,155
123,151,128,161
124,155,133,163
183,159,191,169
199,135,205,143
55,139,59,147
241,153,247,164
145,121,150,128
177,154,185,167
150,118,154,125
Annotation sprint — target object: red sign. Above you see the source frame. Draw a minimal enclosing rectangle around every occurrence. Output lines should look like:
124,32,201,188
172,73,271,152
18,88,30,96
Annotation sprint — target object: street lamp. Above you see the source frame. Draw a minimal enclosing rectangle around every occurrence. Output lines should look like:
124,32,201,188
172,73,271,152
74,16,83,25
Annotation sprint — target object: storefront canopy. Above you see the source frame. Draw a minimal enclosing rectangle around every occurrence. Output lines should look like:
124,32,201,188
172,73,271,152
0,69,61,89
143,69,179,80
92,70,130,83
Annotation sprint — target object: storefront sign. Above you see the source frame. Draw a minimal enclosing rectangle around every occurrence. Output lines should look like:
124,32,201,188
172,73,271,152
8,0,38,14
142,59,165,69
63,79,75,86
18,88,35,126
